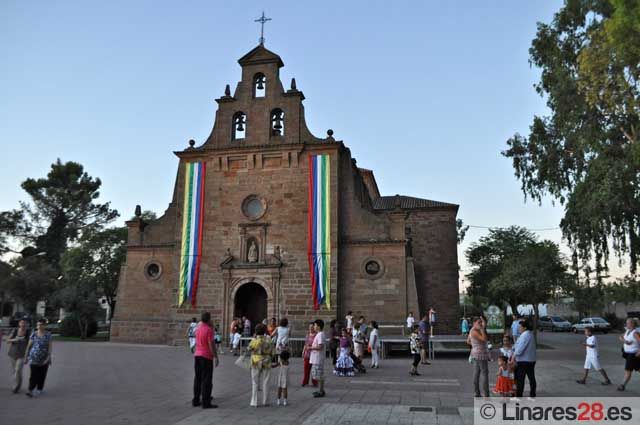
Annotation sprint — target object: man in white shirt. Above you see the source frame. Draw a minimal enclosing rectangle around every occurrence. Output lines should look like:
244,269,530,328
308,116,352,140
576,327,611,385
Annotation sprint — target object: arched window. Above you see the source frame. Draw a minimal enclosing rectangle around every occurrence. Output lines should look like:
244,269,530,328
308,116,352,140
232,112,246,140
253,73,266,98
271,108,284,136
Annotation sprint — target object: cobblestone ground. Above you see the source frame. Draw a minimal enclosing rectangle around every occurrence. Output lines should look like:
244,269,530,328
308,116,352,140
0,332,638,425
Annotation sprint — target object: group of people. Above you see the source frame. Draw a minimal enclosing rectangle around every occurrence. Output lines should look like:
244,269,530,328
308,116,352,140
467,316,537,400
5,318,53,397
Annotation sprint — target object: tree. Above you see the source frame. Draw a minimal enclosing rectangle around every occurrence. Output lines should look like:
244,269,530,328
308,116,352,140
59,227,127,333
456,219,469,245
503,0,640,275
18,159,119,267
465,226,537,309
5,256,57,316
490,241,570,333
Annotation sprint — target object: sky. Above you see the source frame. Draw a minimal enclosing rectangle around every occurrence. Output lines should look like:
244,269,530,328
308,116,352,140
0,1,629,286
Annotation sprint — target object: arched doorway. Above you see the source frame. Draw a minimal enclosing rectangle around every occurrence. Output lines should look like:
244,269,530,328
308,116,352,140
234,282,268,334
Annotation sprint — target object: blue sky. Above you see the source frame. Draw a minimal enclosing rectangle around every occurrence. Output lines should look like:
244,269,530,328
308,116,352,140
0,1,628,282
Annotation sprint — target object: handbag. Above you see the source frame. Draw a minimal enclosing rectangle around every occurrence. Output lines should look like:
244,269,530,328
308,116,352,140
234,354,251,370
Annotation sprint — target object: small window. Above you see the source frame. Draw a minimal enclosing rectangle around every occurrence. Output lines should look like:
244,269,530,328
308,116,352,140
365,261,380,275
242,195,267,221
232,112,247,140
271,108,284,136
254,73,266,98
144,261,163,280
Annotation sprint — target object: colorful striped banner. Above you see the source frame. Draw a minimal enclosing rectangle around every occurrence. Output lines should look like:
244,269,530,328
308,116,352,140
179,161,206,307
307,154,331,310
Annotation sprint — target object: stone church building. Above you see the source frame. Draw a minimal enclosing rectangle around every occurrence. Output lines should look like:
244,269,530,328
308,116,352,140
111,44,460,344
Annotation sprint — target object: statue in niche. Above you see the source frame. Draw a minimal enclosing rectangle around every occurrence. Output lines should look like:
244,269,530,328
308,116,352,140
247,241,258,263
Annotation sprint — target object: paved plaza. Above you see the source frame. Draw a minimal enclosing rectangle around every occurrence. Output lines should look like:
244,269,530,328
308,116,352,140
1,332,639,425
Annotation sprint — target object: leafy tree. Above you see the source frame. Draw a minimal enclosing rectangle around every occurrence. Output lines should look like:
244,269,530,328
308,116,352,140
18,159,118,267
490,241,570,333
456,219,469,245
5,256,57,316
465,226,537,308
0,210,29,255
604,276,640,302
503,0,640,275
58,227,127,333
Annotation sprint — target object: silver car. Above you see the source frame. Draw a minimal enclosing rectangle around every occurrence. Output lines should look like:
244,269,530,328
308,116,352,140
571,317,611,334
538,315,572,332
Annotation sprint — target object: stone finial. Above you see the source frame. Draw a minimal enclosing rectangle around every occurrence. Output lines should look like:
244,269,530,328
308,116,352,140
225,84,231,96
135,205,142,218
290,78,297,90
188,139,196,148
394,194,402,209
327,129,334,137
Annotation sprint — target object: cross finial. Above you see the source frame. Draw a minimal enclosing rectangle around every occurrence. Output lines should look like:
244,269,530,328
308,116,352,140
254,11,272,45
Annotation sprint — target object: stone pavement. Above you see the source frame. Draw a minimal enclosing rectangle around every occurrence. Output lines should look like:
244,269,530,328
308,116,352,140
0,332,638,425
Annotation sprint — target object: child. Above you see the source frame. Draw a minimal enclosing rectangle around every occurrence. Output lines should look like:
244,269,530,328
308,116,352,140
231,329,242,356
345,311,354,331
186,318,198,353
334,328,355,377
493,356,515,397
368,321,380,369
409,324,422,376
577,327,612,385
500,335,515,372
276,350,290,406
309,319,326,398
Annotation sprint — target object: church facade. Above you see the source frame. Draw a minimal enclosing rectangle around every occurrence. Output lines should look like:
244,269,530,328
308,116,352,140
111,45,460,344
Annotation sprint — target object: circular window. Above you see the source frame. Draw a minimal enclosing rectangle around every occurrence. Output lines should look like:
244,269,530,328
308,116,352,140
242,195,267,220
360,257,385,280
144,261,162,280
365,260,380,275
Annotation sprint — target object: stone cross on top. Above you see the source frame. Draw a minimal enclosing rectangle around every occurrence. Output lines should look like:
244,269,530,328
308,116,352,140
254,11,272,45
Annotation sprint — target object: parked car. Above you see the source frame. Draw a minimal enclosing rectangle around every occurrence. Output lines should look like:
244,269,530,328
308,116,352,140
538,315,572,332
571,317,611,333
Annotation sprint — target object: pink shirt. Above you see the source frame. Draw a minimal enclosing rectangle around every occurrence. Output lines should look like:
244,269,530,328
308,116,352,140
194,323,215,360
310,331,325,365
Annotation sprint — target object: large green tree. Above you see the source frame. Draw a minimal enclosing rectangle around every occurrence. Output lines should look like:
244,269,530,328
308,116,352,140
58,227,127,330
18,159,118,267
490,241,570,332
465,226,538,309
503,0,640,275
5,256,57,316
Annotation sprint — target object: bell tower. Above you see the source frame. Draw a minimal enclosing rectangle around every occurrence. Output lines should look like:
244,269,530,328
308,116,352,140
203,45,321,149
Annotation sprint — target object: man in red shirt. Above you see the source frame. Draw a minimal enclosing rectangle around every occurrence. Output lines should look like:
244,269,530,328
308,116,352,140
192,312,218,408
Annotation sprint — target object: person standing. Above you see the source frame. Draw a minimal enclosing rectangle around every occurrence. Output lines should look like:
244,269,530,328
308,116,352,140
353,323,365,363
301,322,318,387
24,319,52,397
429,307,437,337
192,312,218,409
510,314,521,342
461,317,469,336
345,311,354,332
248,323,273,407
243,316,251,337
617,318,640,391
267,318,277,337
327,320,339,366
368,321,380,369
409,324,422,376
7,319,30,393
512,319,537,400
419,314,431,365
309,319,326,398
276,350,290,406
274,318,290,354
406,312,415,333
467,316,490,398
576,327,611,385
187,318,198,353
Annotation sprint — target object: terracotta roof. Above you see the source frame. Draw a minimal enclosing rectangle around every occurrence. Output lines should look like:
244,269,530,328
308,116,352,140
372,195,458,211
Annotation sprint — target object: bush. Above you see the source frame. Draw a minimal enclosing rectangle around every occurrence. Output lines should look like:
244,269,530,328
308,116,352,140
60,315,98,338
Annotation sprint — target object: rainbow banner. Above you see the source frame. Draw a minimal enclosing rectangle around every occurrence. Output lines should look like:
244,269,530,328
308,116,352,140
179,161,206,307
307,154,331,310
